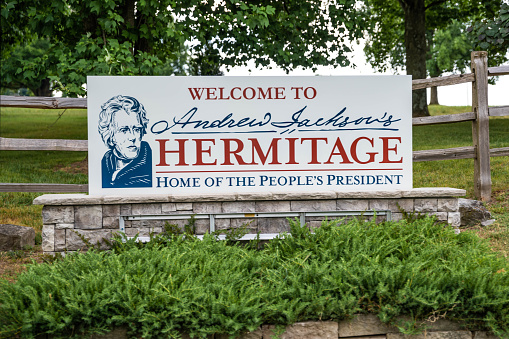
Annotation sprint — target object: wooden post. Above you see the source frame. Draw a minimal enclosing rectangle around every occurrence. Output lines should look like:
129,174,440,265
471,51,491,202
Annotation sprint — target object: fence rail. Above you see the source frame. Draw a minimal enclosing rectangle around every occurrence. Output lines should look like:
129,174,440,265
1,53,508,200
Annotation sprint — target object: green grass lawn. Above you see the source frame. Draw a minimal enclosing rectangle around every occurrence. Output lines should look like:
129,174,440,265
0,105,508,255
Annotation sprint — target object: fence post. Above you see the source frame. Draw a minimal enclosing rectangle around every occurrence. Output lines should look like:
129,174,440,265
471,51,491,202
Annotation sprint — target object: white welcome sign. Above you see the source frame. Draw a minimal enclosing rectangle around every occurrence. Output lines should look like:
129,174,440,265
87,76,412,195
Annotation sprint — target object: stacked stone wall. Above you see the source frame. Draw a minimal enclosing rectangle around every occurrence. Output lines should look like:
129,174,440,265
85,314,500,338
35,188,465,255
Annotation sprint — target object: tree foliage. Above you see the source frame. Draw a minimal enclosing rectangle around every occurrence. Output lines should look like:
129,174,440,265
1,0,366,97
363,0,505,116
468,2,509,67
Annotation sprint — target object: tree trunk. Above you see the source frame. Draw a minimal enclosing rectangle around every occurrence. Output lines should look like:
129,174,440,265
30,78,52,97
429,86,439,105
401,0,429,117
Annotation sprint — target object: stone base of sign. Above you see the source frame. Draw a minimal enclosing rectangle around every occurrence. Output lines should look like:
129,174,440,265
34,187,466,255
82,314,499,339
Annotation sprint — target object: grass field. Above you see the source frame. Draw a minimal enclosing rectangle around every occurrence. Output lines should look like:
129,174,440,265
0,105,508,257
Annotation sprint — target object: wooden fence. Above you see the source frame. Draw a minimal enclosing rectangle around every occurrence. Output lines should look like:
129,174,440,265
1,52,508,201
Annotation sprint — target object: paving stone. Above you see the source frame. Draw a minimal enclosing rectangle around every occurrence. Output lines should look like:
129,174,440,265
54,229,66,251
0,224,35,251
387,331,472,339
291,200,336,211
102,204,120,217
414,199,438,213
438,199,459,212
337,199,369,211
339,314,397,337
222,201,256,213
131,203,162,215
42,206,74,224
74,205,103,229
255,200,291,212
193,202,222,213
387,199,414,212
42,225,55,252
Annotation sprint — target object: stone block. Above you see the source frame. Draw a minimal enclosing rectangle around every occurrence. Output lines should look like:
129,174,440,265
215,330,263,339
473,332,499,339
125,227,162,238
102,204,120,217
66,230,113,251
431,212,448,221
308,220,323,230
131,203,162,215
291,200,336,212
369,199,389,211
176,202,193,211
391,213,404,222
414,199,438,213
231,218,257,229
75,205,103,229
42,205,74,224
438,199,459,212
255,200,291,212
0,224,36,251
214,219,232,230
194,219,210,235
387,331,472,339
262,321,338,339
161,203,177,213
394,316,466,332
193,202,222,213
103,217,119,229
54,229,66,251
90,327,128,339
448,212,461,227
258,218,290,233
55,223,74,229
339,314,397,337
337,200,369,211
120,204,132,215
131,219,165,228
42,225,55,252
387,199,414,212
222,201,256,213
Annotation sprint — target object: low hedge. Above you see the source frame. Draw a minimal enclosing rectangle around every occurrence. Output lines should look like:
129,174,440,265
1,216,508,338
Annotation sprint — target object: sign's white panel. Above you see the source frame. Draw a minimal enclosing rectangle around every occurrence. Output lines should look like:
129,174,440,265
87,76,412,195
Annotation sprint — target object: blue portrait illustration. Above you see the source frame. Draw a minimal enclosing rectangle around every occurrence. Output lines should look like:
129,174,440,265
98,95,152,188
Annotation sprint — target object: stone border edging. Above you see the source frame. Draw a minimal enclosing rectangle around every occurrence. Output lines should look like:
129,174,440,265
34,188,466,206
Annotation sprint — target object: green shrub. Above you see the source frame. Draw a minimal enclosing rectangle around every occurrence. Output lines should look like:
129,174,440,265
1,217,508,338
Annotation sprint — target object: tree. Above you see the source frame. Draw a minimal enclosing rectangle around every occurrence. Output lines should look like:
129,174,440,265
468,2,509,66
363,0,503,117
1,38,57,96
1,0,366,97
426,21,471,105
